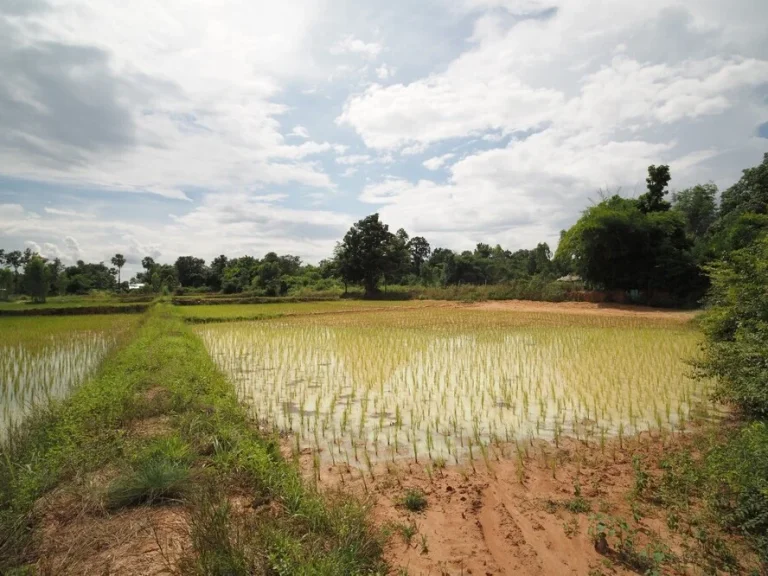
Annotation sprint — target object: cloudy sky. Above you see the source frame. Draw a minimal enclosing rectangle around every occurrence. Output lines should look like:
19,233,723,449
1,0,767,276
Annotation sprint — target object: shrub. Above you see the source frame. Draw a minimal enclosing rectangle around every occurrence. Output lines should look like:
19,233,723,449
704,422,768,561
698,236,768,415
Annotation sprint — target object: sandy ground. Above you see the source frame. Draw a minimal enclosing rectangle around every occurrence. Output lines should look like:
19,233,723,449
293,428,752,576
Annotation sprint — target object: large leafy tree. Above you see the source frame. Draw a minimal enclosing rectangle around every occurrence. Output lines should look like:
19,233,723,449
23,255,48,303
0,268,12,300
557,178,700,297
336,213,401,296
175,256,207,288
719,152,768,218
208,255,228,290
637,164,671,213
64,261,116,294
46,258,64,296
709,153,768,257
672,183,718,240
407,236,431,276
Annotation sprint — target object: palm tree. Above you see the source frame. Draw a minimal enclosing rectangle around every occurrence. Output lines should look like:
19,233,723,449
111,254,126,286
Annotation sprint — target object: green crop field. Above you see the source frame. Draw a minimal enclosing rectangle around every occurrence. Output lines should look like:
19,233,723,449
0,315,140,436
176,298,438,321
0,295,149,311
197,306,713,470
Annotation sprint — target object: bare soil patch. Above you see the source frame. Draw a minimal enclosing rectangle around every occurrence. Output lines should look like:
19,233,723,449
36,505,189,575
130,415,173,439
32,464,190,575
296,430,754,575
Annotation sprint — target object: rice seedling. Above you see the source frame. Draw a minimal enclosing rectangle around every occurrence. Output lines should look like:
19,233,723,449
0,315,138,438
197,307,715,468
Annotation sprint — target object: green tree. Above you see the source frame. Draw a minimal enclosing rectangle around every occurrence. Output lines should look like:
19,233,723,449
0,268,11,300
556,194,699,297
698,235,768,415
336,213,399,296
5,250,22,291
709,154,768,258
20,247,34,268
110,254,126,285
384,228,411,286
672,183,718,240
719,152,768,218
46,258,64,296
23,255,48,303
174,256,207,288
208,255,228,291
407,236,431,276
527,243,552,276
637,164,671,213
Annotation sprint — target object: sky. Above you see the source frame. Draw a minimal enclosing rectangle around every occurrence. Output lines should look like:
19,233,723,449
1,0,767,278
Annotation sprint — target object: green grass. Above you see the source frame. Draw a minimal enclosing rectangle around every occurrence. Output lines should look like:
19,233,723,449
106,436,194,508
0,294,149,310
0,306,385,574
651,423,768,568
401,489,428,512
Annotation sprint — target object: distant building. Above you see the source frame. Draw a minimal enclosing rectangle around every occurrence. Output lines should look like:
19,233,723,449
128,282,146,290
556,274,582,283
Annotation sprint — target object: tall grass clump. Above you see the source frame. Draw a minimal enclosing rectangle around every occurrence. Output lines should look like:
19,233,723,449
106,436,193,509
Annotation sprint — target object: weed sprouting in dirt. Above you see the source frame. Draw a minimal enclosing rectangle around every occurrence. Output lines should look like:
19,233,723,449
401,488,428,513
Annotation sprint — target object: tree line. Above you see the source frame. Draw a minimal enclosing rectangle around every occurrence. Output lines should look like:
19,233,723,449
1,153,766,303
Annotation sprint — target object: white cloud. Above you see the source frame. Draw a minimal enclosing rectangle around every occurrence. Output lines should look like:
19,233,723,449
289,125,310,139
338,78,562,150
338,0,768,152
375,64,396,80
0,0,338,198
358,126,741,252
44,207,88,218
335,154,372,165
330,35,383,59
423,153,455,170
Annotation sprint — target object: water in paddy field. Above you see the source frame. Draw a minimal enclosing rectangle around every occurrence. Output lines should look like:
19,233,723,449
198,310,716,467
0,333,117,438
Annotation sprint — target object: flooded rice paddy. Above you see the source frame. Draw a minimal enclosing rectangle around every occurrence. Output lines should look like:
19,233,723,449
0,316,137,437
198,307,714,467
